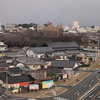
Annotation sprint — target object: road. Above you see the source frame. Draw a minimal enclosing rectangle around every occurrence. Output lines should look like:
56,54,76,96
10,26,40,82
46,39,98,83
36,70,100,100
81,84,100,100
0,70,99,100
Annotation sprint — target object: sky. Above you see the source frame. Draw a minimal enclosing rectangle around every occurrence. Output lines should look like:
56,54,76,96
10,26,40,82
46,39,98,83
0,0,100,26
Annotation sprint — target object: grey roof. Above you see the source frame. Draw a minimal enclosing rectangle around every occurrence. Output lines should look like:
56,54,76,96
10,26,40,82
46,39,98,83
20,66,33,71
16,56,29,62
0,72,9,78
65,50,80,54
54,52,66,56
50,60,76,68
41,42,79,48
0,56,13,60
8,67,22,73
17,56,41,63
24,60,47,65
1,75,35,84
29,47,54,54
41,56,60,62
0,61,9,68
47,67,63,74
22,47,30,51
8,47,21,51
83,48,100,52
4,51,25,57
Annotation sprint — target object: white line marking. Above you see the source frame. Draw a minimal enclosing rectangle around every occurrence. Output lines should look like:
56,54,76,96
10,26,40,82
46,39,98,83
91,79,94,82
74,91,79,95
84,85,87,88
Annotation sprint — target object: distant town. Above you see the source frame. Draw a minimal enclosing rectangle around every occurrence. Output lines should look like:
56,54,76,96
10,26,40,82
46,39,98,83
0,20,100,34
0,20,100,100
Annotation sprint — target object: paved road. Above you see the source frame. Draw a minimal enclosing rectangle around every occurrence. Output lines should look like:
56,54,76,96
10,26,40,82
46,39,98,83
36,70,100,100
82,84,100,100
0,70,99,100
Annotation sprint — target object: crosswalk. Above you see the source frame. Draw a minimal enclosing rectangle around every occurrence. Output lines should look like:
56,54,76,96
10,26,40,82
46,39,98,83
53,96,69,100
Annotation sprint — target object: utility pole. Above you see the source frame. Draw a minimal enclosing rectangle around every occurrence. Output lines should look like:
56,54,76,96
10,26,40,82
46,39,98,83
5,68,8,98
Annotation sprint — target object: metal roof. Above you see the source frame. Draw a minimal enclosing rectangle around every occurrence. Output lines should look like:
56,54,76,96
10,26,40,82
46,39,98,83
42,42,79,48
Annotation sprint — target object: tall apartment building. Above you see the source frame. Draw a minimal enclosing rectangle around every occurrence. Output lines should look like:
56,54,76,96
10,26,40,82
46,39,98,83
72,20,80,29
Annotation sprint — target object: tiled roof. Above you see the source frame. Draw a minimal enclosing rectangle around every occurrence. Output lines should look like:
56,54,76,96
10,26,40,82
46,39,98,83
47,67,63,74
50,60,76,68
0,61,9,68
8,67,22,73
29,47,54,54
1,75,35,84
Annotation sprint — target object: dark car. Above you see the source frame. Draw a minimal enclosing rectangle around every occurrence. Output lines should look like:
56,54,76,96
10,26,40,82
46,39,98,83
98,70,100,73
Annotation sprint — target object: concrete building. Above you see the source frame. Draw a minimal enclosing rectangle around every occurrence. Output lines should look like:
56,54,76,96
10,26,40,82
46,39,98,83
91,25,100,32
37,23,45,32
72,20,80,29
62,25,69,32
77,27,87,33
5,23,16,32
43,26,60,37
76,53,89,65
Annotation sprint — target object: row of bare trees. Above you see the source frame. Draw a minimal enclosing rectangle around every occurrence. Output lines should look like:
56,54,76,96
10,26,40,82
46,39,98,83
0,31,89,48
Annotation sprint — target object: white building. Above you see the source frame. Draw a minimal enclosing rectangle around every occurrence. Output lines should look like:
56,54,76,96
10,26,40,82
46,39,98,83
77,27,87,33
62,25,69,32
72,20,80,29
5,23,16,32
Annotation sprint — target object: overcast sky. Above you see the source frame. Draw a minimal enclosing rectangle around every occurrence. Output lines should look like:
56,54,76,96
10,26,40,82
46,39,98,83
0,0,100,26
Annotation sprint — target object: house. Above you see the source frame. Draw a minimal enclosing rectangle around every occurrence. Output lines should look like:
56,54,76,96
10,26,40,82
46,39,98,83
26,47,54,58
52,51,68,60
0,56,14,63
23,58,48,70
46,67,63,81
41,56,61,68
0,74,36,93
50,60,79,79
76,53,89,65
0,41,7,51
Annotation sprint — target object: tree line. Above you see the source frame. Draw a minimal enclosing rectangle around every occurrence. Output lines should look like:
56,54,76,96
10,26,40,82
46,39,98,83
0,31,88,48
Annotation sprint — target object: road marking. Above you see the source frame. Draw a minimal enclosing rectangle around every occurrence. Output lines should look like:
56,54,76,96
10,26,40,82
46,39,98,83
53,96,68,100
37,72,90,98
84,85,87,88
79,83,99,99
89,85,91,87
91,79,94,82
91,92,100,100
89,94,94,98
74,91,79,95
